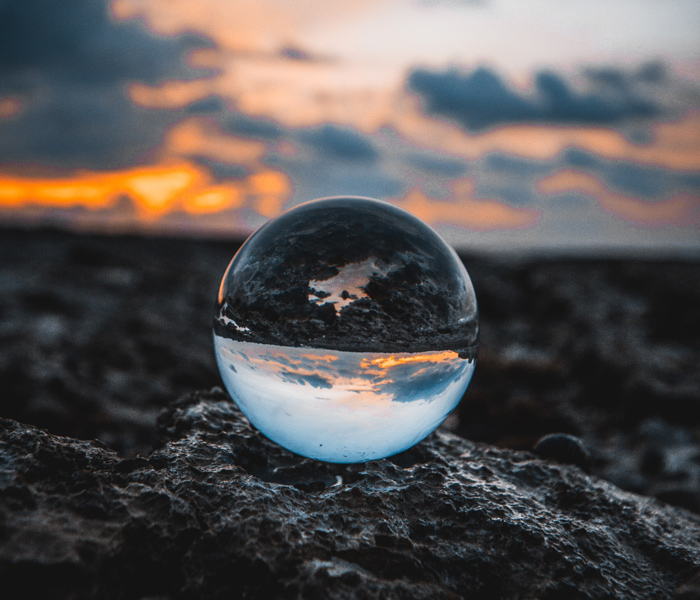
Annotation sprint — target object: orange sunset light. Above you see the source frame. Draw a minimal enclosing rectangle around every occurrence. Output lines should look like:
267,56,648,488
395,180,540,231
362,350,459,372
396,107,700,172
0,97,22,120
0,161,291,220
537,170,700,227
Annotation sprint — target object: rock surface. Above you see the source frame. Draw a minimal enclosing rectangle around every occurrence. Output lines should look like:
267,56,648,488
2,387,700,600
1,227,700,515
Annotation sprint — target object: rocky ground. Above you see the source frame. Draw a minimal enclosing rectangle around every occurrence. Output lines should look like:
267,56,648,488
3,388,700,600
1,226,700,598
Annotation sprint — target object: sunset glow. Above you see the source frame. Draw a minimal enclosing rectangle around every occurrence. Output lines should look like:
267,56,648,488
396,182,541,231
1,0,698,253
0,161,289,220
362,350,459,372
537,170,699,227
0,97,22,120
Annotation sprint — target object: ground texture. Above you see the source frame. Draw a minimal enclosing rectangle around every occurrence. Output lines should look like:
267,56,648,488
1,227,700,598
2,388,700,599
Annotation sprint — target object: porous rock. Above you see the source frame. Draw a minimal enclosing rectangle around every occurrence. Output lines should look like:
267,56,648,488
2,388,699,600
3,228,700,513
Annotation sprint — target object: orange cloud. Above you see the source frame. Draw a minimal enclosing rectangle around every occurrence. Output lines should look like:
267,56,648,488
300,353,339,363
394,179,540,231
362,350,458,371
394,101,700,172
181,182,243,214
0,97,22,119
159,117,267,165
114,0,700,179
128,48,396,133
112,0,378,53
124,164,204,213
249,171,290,217
537,170,700,226
0,160,290,222
128,78,216,111
0,162,203,217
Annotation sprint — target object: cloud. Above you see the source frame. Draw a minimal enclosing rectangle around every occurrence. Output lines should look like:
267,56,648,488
560,149,700,200
536,170,699,227
223,113,285,141
394,181,540,231
280,371,334,389
296,124,378,162
0,0,211,169
407,66,661,131
483,153,550,177
405,152,468,177
279,46,314,62
185,96,228,115
278,158,403,204
584,61,668,89
192,156,248,180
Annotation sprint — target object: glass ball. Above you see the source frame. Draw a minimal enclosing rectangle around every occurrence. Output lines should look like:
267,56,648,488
213,196,478,463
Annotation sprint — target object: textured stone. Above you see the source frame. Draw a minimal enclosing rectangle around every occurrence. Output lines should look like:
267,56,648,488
533,433,592,472
2,227,700,511
2,388,700,600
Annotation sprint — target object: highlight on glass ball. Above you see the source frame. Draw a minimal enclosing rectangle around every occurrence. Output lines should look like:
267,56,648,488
213,196,479,463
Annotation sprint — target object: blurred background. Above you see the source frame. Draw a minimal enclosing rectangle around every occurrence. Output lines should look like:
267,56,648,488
1,0,700,513
1,0,698,254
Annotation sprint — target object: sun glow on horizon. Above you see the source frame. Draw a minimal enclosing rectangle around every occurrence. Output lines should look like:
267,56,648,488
0,0,698,252
0,161,291,223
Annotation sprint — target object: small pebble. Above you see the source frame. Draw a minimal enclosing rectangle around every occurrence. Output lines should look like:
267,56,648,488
533,433,592,472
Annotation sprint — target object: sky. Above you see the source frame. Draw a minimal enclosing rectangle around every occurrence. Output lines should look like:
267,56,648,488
0,0,699,255
214,337,474,461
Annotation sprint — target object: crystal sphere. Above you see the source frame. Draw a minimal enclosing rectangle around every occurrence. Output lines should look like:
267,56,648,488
213,196,478,463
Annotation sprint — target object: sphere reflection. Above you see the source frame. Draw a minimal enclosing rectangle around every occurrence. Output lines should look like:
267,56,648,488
214,196,478,462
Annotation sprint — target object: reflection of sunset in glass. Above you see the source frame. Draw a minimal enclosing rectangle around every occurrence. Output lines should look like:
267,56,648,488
362,350,459,372
214,337,475,462
0,0,698,253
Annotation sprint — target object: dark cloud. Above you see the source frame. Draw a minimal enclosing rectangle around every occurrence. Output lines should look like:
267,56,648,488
477,183,537,207
0,0,207,88
680,173,700,190
407,66,661,131
604,162,668,199
562,148,604,170
406,152,468,177
192,156,248,180
280,371,333,389
484,153,549,176
560,149,700,200
0,0,211,169
0,82,178,168
636,61,668,84
223,113,285,140
186,96,228,115
296,124,378,162
583,68,629,90
585,61,668,89
279,46,314,62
